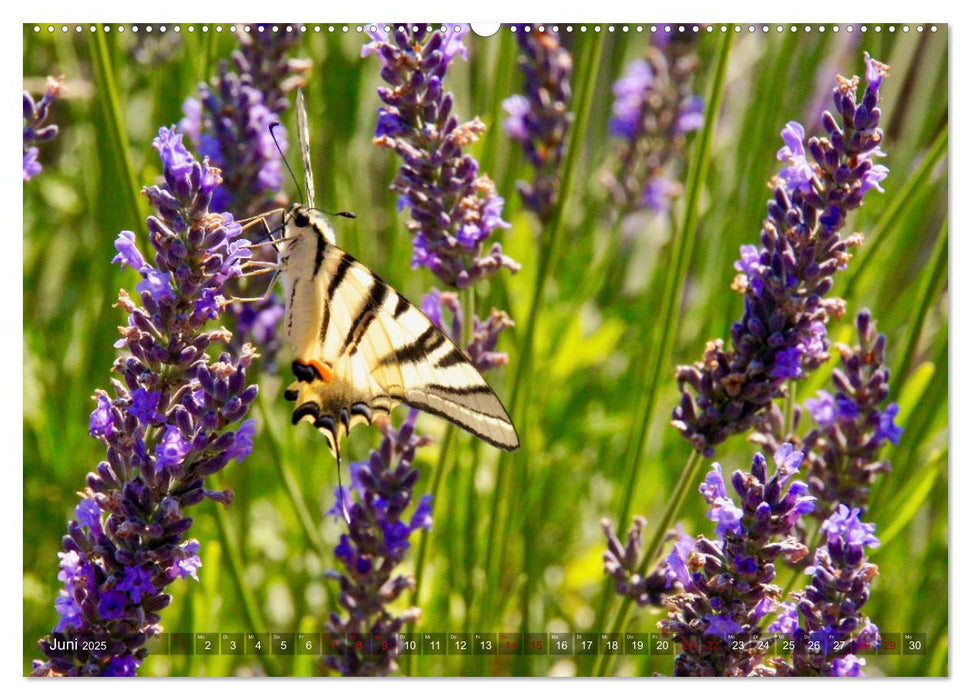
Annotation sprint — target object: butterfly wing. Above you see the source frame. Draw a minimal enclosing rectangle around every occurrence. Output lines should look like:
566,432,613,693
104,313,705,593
285,242,519,458
296,89,315,210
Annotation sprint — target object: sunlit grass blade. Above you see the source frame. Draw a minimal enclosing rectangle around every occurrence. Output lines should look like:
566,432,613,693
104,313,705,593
88,26,144,235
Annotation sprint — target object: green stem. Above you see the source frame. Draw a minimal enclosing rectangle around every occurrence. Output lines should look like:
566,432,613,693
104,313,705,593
481,29,605,613
402,422,455,674
595,449,706,677
588,33,735,676
612,28,734,535
89,26,143,237
408,285,474,610
479,28,516,178
210,500,281,676
255,395,333,600
891,219,948,399
784,380,797,435
842,126,947,301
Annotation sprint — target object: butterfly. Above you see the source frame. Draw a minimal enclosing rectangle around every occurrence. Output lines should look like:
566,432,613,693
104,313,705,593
260,90,519,464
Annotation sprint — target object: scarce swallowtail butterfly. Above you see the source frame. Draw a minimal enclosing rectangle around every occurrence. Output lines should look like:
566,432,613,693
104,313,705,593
272,90,520,463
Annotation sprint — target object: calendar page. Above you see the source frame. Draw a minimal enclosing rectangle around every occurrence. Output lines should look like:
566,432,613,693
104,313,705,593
22,19,948,679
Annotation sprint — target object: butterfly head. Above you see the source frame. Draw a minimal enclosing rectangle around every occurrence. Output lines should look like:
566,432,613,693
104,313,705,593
285,202,336,246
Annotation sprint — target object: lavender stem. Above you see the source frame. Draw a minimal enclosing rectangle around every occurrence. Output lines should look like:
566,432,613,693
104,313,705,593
594,449,705,676
482,32,604,614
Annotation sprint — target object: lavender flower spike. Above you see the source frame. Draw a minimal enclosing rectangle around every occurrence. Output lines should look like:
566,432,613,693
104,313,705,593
603,33,702,215
180,30,309,370
33,128,258,676
233,26,312,115
180,63,288,217
23,76,64,181
324,410,432,676
602,517,695,608
503,27,573,223
673,54,890,456
364,24,519,289
767,505,881,676
659,444,813,676
753,309,903,517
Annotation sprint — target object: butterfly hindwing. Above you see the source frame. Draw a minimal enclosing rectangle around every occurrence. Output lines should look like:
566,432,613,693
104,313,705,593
284,235,519,457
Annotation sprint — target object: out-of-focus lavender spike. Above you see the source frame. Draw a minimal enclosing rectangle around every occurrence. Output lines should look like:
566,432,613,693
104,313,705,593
23,76,63,181
503,26,573,223
602,32,702,216
179,29,309,371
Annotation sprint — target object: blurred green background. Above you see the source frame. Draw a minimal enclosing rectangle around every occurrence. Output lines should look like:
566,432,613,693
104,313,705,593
23,23,947,676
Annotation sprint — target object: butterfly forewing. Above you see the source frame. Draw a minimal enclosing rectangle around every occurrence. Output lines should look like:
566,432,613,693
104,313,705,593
296,89,315,210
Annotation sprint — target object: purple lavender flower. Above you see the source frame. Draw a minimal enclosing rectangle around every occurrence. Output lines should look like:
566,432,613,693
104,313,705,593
754,309,902,517
503,28,573,223
659,445,813,676
23,76,63,181
767,505,881,676
179,27,309,215
179,29,309,371
32,127,258,677
673,55,890,457
602,517,695,608
364,24,519,289
233,26,312,115
324,410,432,676
603,35,702,215
179,66,286,216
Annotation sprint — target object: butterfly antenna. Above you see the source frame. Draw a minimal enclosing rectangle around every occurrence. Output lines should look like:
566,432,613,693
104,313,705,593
269,121,305,205
336,452,351,524
312,208,357,220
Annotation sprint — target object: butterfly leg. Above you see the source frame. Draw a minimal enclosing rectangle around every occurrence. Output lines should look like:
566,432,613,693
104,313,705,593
236,207,285,231
235,265,281,279
226,269,281,303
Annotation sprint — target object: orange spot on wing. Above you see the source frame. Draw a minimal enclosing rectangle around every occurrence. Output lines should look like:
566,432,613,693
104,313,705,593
309,359,334,383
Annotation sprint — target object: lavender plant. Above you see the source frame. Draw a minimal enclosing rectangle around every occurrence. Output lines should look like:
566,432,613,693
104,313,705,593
658,445,815,676
601,517,694,608
602,32,702,216
324,410,433,676
329,25,521,676
233,27,311,116
179,48,302,217
363,24,519,289
766,505,881,677
672,54,890,457
753,309,902,518
179,28,309,369
32,128,257,676
503,27,573,223
23,76,63,181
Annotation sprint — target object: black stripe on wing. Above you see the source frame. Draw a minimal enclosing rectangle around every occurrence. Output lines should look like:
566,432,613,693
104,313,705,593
341,277,389,356
319,252,353,344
